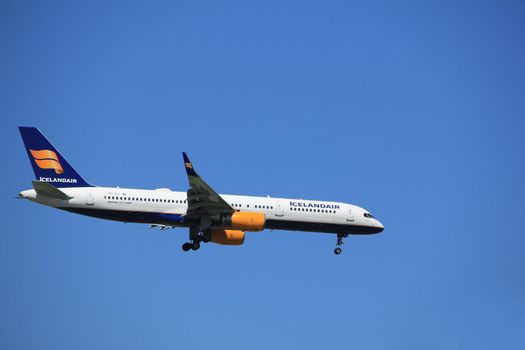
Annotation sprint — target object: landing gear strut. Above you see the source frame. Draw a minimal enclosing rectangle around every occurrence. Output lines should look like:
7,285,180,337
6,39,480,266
334,234,347,255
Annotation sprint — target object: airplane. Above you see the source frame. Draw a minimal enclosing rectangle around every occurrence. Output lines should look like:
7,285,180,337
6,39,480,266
17,127,384,255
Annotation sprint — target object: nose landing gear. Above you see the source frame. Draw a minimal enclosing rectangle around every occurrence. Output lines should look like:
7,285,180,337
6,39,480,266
334,234,347,255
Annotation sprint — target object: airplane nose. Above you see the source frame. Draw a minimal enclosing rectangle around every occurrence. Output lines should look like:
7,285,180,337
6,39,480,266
375,220,384,233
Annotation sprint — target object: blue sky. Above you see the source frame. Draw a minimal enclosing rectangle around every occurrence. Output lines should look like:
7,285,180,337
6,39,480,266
1,1,524,349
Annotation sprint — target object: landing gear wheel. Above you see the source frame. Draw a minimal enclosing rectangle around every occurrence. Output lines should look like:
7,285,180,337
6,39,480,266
202,233,211,243
182,242,192,252
334,247,342,255
192,241,201,250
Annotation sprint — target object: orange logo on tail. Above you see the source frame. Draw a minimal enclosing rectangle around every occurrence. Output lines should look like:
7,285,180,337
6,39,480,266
30,149,64,174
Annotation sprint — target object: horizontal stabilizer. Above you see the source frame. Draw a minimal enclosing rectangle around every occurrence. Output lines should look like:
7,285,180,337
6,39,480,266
32,180,72,200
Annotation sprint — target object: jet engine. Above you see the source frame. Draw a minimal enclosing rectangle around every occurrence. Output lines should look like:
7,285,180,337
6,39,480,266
209,229,245,245
222,212,265,231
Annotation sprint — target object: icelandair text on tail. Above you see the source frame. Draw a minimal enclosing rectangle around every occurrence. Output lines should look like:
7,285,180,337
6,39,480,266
39,177,78,184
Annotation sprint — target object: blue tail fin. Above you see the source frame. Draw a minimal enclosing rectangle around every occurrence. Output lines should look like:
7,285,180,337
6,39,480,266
19,127,93,188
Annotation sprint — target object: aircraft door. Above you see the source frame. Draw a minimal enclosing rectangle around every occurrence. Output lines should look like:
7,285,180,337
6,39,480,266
346,208,354,222
86,192,95,206
275,203,284,217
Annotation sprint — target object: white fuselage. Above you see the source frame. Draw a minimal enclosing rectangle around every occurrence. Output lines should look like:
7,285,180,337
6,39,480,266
19,186,384,235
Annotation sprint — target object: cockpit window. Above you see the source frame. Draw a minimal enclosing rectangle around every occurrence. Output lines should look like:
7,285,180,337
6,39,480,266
364,213,375,219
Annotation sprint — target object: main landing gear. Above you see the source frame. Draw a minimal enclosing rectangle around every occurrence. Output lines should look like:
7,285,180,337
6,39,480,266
334,234,347,255
182,241,200,252
182,231,211,252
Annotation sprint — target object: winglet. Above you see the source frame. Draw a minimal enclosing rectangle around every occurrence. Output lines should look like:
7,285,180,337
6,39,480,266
182,152,198,176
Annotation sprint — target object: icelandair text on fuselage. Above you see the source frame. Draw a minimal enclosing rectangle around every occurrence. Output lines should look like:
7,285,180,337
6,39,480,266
290,201,340,209
39,176,77,184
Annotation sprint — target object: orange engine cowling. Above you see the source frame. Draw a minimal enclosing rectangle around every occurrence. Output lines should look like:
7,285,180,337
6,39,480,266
229,212,265,231
209,229,245,245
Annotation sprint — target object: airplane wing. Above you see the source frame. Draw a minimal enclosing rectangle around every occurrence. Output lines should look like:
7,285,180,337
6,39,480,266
182,152,234,224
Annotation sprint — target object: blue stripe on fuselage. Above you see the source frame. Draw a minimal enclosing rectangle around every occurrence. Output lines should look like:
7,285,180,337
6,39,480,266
58,207,184,226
